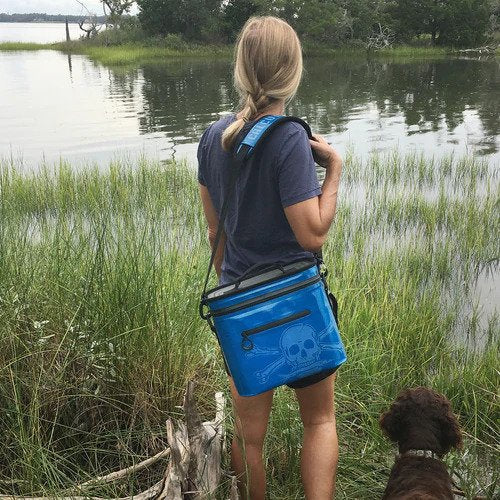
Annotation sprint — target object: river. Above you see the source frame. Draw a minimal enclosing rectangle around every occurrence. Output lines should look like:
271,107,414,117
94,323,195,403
0,21,87,43
0,23,498,342
0,42,499,167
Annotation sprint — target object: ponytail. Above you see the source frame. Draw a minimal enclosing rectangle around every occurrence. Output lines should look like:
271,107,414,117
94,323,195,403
221,16,303,152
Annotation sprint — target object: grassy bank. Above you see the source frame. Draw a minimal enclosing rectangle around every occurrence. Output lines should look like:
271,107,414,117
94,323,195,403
302,43,450,58
0,152,498,498
2,38,496,66
0,40,232,65
0,41,53,51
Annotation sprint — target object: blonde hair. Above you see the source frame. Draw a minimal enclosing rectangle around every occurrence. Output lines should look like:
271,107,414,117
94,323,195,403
221,16,303,152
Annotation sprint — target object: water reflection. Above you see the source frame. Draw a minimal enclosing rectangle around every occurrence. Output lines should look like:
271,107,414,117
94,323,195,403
138,59,235,140
67,53,73,76
1,50,497,345
291,57,500,156
0,51,498,166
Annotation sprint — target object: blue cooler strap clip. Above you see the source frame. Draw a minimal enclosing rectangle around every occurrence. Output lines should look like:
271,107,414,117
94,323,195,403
313,251,338,323
199,298,213,324
241,334,254,351
200,297,218,334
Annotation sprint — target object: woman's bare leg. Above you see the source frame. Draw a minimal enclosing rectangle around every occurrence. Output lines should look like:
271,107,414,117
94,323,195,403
229,377,274,500
295,373,338,499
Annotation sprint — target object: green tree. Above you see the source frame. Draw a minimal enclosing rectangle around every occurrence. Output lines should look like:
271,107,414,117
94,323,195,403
250,0,302,27
248,0,395,44
391,0,491,46
339,0,395,41
137,0,223,41
253,0,351,44
293,1,348,43
220,0,259,41
437,0,491,46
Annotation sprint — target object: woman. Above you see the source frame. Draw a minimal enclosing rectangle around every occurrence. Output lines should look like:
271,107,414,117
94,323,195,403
197,16,342,500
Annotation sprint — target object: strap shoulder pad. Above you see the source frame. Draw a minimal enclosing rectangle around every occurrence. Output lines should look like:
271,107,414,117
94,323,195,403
233,115,312,161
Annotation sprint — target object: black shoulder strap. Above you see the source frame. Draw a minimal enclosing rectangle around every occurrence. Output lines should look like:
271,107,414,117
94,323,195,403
200,114,312,301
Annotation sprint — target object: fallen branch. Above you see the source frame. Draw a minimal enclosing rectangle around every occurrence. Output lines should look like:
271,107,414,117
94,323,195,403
157,381,230,498
0,481,164,500
67,448,170,493
0,494,106,500
0,383,236,500
452,488,487,500
454,45,497,56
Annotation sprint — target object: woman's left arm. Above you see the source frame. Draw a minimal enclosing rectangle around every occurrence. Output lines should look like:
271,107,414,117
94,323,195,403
199,184,226,278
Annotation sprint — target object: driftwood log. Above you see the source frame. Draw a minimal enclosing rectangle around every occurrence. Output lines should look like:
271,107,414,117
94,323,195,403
0,382,238,500
157,381,236,499
454,45,497,56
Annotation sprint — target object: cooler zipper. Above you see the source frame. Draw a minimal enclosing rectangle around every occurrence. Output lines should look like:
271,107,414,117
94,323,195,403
211,274,321,318
241,309,310,351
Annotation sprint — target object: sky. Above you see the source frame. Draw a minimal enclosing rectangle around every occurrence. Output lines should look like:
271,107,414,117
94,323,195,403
0,1,138,15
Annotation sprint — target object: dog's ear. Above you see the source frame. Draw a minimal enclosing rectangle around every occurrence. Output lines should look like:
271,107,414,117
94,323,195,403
380,400,405,442
436,396,462,453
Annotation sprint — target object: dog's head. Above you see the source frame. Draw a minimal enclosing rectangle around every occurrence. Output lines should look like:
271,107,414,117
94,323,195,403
379,387,462,456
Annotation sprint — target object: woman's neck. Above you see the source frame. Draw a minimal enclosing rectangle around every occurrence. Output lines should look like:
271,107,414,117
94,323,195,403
236,99,286,121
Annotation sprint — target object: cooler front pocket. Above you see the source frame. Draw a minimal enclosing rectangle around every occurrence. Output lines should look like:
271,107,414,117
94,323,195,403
240,309,311,350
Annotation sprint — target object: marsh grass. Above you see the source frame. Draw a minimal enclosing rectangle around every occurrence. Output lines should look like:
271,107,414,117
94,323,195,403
1,40,483,66
0,42,53,51
0,151,498,498
0,40,232,65
54,42,232,66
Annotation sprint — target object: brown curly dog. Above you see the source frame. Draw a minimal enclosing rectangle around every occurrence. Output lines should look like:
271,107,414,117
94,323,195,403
379,387,462,499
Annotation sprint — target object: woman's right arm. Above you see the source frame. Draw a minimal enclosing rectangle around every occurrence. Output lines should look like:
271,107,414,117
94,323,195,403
284,134,342,253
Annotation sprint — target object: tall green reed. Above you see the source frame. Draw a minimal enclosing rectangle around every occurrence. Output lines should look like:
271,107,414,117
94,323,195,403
0,150,497,498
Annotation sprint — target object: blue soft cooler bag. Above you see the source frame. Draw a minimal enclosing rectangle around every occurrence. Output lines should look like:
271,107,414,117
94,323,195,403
204,259,347,396
199,115,347,397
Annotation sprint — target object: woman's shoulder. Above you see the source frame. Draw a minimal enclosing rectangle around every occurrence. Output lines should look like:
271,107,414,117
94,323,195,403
263,118,311,158
273,119,309,141
201,113,236,140
198,113,235,158
199,113,308,155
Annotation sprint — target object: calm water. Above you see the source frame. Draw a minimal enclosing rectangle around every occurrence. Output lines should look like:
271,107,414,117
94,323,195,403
0,27,498,342
0,50,499,167
0,22,86,43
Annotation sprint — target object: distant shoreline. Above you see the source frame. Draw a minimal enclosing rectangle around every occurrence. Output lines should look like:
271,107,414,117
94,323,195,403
0,21,82,24
0,14,108,24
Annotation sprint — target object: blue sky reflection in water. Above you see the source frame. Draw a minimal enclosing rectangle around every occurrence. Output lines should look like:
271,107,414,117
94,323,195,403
0,48,499,167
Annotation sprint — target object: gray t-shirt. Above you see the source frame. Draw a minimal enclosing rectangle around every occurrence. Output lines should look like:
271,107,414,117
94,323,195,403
197,112,321,285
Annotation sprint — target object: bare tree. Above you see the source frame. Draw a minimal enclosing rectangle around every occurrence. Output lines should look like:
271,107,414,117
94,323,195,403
78,17,103,38
75,1,104,39
366,23,395,51
101,0,135,27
